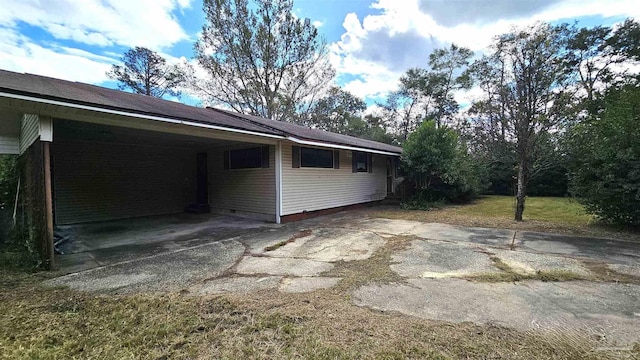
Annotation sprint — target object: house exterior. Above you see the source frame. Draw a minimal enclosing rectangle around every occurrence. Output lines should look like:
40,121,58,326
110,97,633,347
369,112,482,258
0,69,403,266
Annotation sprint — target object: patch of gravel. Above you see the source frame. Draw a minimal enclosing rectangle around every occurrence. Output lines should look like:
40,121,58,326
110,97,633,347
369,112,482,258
236,256,334,277
279,277,341,293
264,227,385,262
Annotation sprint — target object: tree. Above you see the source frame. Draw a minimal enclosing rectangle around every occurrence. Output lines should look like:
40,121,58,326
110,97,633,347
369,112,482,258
194,0,334,122
565,19,640,116
566,84,640,225
401,121,481,206
469,23,572,220
107,47,186,97
380,44,473,141
307,87,366,133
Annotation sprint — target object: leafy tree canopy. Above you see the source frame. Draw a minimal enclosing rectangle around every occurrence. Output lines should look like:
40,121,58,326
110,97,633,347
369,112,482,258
194,0,334,122
107,47,186,98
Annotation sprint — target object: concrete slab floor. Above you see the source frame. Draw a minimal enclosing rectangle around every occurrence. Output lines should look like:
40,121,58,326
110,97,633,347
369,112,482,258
353,279,640,347
55,213,276,273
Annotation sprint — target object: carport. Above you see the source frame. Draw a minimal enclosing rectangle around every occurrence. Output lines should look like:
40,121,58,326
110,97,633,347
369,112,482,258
0,71,286,269
49,119,279,271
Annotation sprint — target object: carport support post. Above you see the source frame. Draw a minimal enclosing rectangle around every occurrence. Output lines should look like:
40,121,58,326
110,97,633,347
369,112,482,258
275,140,282,224
42,141,55,269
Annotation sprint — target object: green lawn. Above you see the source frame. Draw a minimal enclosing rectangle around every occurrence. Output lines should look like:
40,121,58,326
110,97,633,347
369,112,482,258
451,196,593,226
372,195,639,241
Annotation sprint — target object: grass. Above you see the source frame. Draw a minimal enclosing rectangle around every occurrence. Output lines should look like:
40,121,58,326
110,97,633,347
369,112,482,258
0,238,624,360
371,195,640,241
467,256,588,283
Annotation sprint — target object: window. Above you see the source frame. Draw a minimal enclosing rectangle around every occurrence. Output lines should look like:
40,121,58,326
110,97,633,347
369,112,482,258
352,151,372,173
301,147,333,168
292,146,339,169
224,146,269,170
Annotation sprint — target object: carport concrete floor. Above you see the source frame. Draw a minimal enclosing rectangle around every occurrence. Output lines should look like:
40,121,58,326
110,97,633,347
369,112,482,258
47,210,640,350
55,213,276,273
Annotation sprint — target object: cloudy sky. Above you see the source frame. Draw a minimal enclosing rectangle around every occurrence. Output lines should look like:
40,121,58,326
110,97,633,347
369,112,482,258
1,0,638,106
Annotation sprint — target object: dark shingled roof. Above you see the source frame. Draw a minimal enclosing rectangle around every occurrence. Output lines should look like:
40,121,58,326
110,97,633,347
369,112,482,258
208,108,402,154
0,69,401,154
0,69,278,135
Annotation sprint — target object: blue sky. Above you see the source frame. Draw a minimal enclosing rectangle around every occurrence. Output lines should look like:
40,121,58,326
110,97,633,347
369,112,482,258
0,0,637,109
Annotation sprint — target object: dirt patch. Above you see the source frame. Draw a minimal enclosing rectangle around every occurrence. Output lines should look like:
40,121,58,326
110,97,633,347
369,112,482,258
583,261,640,285
466,256,588,283
320,235,413,292
264,229,312,252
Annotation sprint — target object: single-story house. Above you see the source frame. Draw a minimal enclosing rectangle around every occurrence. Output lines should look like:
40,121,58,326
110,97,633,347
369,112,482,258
0,69,403,267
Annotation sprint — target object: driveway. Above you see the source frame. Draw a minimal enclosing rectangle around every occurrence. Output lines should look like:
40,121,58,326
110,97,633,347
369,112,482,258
46,210,640,348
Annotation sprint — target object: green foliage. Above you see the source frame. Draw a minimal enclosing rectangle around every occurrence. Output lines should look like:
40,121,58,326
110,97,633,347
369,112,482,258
0,155,39,271
567,84,640,225
378,44,473,140
107,47,186,98
401,121,482,204
194,0,334,121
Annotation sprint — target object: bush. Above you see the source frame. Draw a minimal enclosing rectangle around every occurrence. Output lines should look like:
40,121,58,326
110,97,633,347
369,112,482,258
0,155,40,271
567,84,640,225
401,120,483,205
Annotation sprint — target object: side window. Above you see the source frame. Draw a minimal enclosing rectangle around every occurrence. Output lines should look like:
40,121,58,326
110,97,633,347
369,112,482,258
352,151,372,173
224,146,269,169
292,146,340,169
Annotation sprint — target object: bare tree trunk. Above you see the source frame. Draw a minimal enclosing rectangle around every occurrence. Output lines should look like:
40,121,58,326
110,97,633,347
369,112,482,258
515,160,527,221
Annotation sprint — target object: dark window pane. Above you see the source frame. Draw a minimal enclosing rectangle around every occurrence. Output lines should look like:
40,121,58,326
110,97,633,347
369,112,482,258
229,147,262,169
301,147,334,168
354,151,368,172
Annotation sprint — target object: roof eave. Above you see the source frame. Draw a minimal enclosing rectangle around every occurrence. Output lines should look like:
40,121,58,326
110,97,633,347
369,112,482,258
0,90,286,140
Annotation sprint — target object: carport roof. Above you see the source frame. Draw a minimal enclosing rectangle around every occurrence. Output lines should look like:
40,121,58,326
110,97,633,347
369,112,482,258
0,69,402,155
0,69,279,135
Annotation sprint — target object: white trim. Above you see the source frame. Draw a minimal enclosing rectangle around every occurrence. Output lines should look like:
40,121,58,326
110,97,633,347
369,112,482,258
39,116,53,142
275,140,282,224
0,92,285,140
287,136,400,156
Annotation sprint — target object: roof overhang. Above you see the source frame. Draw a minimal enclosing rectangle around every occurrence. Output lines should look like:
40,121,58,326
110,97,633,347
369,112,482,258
0,91,401,156
0,91,285,140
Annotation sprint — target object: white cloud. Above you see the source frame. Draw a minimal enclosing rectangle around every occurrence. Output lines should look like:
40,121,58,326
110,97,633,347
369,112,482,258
312,20,324,28
331,0,640,102
0,0,191,50
0,28,113,83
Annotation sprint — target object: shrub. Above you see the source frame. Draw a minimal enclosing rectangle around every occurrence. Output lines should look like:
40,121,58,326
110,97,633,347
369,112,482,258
401,120,483,204
567,84,640,225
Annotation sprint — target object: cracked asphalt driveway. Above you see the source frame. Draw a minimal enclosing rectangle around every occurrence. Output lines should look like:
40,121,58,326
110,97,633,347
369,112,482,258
46,210,640,348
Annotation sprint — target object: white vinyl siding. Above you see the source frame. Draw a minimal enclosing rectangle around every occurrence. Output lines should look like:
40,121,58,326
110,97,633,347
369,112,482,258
0,136,19,154
53,139,196,224
19,114,40,154
209,145,275,218
281,142,386,215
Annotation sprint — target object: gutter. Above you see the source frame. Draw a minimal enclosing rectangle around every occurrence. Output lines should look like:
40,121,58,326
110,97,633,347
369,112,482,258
0,91,286,140
286,136,401,156
206,108,401,156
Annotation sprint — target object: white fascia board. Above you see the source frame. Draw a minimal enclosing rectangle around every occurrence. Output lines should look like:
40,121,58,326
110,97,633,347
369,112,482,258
286,136,401,156
0,92,286,141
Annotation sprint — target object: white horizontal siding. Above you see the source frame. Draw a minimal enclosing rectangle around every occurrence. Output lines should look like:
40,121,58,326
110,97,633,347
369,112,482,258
20,114,40,154
54,139,196,224
209,145,275,217
281,142,387,215
0,135,19,154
